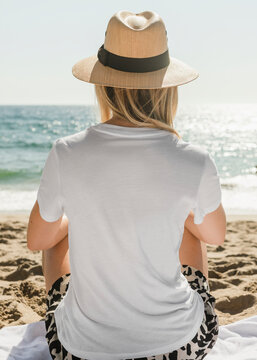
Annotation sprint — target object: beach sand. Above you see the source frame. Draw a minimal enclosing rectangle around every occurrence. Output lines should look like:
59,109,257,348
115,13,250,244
0,212,256,329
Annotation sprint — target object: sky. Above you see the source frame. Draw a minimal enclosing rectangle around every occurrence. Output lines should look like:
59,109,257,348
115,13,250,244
1,0,257,105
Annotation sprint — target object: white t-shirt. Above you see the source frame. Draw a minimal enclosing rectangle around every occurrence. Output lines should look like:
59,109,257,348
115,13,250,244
37,122,222,360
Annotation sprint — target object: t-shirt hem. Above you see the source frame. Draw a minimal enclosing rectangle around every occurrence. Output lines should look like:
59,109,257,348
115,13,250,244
193,197,222,224
37,191,63,222
55,298,205,360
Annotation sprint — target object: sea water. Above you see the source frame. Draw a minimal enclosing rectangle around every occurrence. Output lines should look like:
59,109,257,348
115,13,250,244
0,104,256,215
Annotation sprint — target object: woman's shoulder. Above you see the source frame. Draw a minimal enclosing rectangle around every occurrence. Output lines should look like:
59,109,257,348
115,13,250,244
55,128,90,149
175,137,209,163
51,129,92,163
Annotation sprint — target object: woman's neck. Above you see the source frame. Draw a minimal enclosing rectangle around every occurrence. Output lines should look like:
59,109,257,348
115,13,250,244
104,116,140,127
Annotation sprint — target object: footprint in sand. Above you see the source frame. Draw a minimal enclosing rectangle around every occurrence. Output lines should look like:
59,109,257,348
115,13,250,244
208,269,222,279
215,294,256,314
226,278,243,286
225,267,257,277
228,253,252,258
214,260,228,265
0,238,9,244
0,258,37,267
215,261,253,273
4,263,30,281
3,261,42,281
227,229,238,233
209,260,227,267
226,269,238,276
0,233,16,240
29,265,43,276
237,267,257,276
208,279,229,291
0,224,26,232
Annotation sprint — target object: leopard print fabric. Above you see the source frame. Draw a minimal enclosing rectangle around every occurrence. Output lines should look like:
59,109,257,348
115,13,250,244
45,264,219,360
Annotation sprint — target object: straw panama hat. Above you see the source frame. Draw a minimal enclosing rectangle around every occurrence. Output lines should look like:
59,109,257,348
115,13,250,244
72,10,199,89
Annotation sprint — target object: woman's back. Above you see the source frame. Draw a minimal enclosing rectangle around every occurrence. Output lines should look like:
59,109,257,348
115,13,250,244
37,122,222,359
32,9,224,360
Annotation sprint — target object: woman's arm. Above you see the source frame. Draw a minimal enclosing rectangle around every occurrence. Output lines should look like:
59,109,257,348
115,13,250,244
184,205,226,246
27,201,69,251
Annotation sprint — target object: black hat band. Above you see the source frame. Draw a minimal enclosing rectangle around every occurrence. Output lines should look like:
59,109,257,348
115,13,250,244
97,44,170,73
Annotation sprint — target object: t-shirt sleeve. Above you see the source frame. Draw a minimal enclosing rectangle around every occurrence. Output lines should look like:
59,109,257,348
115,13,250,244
192,151,222,224
36,139,64,222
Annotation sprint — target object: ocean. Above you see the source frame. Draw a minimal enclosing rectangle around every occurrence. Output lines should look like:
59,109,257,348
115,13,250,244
0,104,256,215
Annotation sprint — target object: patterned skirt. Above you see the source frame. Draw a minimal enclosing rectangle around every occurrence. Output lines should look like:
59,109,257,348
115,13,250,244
45,264,219,360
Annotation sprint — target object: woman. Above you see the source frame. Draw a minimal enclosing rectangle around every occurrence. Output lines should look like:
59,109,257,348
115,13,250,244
27,10,226,360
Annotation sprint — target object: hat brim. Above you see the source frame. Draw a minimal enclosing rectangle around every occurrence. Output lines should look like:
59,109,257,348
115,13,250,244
72,54,199,89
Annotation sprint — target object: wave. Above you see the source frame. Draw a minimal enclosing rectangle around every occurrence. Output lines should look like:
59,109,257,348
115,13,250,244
0,168,41,182
0,141,51,149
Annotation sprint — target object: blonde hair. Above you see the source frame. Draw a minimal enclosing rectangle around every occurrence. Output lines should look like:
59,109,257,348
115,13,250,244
94,85,181,139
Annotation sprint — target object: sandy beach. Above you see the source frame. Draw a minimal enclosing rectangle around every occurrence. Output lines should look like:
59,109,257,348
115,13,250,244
0,212,256,329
